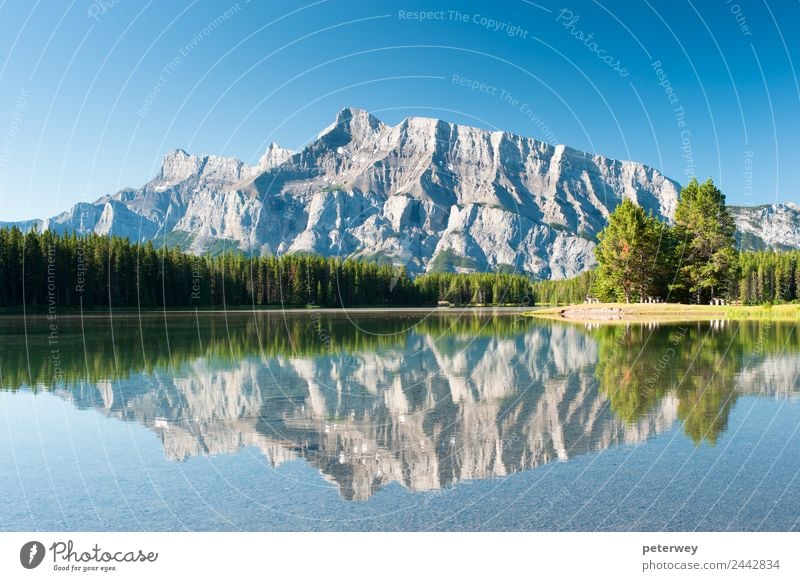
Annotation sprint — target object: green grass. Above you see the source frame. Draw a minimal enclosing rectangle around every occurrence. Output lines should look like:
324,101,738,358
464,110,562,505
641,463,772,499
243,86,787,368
525,302,800,324
724,304,800,320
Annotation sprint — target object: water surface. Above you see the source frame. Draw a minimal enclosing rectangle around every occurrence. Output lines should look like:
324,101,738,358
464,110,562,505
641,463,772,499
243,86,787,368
0,311,798,530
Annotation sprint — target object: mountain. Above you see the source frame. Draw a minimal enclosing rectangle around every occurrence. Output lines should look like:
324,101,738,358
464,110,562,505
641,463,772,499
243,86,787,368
729,203,800,250
39,143,295,253
0,219,42,231
7,107,795,278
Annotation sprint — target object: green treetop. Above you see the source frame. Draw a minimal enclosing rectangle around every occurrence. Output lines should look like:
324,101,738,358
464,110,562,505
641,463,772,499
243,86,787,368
673,178,737,302
592,198,674,303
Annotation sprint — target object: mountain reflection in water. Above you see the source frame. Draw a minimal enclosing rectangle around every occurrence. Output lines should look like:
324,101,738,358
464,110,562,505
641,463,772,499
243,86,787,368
1,312,797,500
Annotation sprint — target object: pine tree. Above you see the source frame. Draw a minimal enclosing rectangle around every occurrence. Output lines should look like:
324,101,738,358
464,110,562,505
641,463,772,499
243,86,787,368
673,178,737,302
592,199,670,303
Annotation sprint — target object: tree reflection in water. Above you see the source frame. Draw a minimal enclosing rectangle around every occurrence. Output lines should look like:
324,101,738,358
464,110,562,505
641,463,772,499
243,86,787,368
1,312,796,499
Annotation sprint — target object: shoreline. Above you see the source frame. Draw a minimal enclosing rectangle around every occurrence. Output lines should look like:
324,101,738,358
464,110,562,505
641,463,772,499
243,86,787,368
0,306,539,319
525,303,800,324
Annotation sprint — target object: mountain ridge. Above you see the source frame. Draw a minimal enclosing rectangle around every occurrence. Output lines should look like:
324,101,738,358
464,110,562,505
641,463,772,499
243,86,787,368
5,107,795,278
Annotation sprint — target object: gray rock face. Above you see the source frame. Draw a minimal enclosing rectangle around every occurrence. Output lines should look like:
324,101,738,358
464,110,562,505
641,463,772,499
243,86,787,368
730,203,800,250
39,145,296,244
23,107,793,279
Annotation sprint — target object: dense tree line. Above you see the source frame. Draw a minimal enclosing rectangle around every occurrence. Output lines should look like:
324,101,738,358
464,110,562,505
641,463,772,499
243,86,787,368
0,227,424,308
545,253,800,308
413,271,535,305
530,270,595,305
731,250,800,304
518,250,800,307
0,227,544,309
543,236,800,308
7,208,800,311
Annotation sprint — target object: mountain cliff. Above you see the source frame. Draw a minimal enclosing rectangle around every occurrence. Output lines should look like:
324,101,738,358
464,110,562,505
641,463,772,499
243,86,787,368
729,203,800,250
10,108,795,279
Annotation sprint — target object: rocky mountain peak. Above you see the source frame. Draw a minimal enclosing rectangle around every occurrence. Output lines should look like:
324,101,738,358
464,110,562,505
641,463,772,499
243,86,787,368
256,142,294,171
11,108,799,279
159,148,200,184
335,106,382,128
317,107,387,147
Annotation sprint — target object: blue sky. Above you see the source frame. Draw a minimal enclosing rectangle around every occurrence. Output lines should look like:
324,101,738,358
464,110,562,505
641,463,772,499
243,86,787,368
0,0,797,220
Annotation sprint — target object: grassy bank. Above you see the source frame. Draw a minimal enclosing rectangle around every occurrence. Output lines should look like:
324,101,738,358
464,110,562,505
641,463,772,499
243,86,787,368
525,303,800,324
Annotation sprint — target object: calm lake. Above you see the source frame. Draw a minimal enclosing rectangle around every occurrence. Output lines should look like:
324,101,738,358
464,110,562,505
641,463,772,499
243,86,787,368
0,310,798,531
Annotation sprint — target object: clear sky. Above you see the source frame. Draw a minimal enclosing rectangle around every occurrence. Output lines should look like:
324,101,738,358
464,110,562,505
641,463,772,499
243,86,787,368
0,0,797,220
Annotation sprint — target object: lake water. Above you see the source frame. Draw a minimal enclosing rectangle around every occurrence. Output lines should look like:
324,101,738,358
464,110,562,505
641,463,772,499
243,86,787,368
0,310,798,531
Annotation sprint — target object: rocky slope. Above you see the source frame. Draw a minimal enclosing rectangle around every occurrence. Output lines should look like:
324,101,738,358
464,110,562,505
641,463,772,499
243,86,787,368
729,203,800,250
14,108,684,279
9,108,796,278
